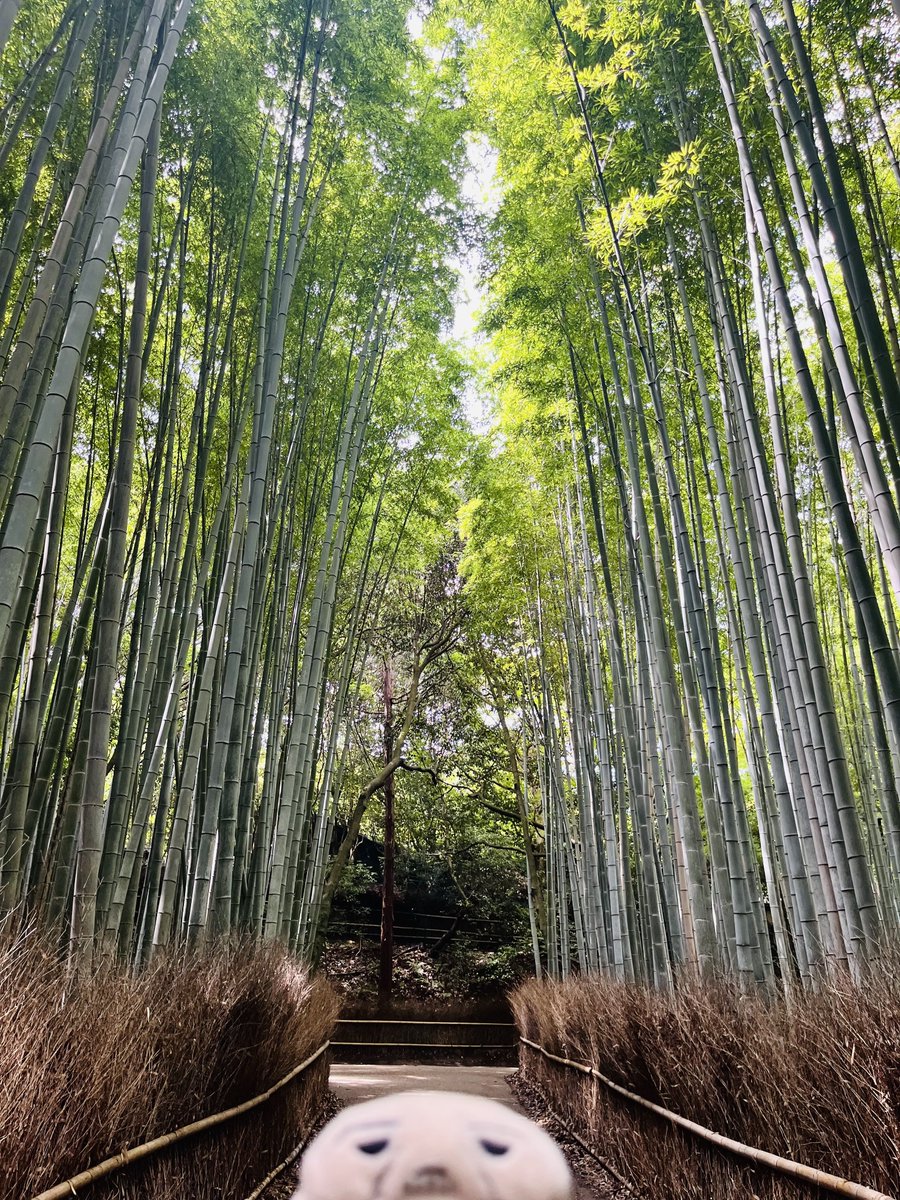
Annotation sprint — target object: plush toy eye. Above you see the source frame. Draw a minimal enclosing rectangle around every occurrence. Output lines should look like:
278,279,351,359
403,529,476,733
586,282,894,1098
480,1140,509,1157
359,1139,389,1155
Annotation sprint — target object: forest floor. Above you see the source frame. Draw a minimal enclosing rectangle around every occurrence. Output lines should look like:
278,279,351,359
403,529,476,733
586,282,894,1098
329,1063,624,1198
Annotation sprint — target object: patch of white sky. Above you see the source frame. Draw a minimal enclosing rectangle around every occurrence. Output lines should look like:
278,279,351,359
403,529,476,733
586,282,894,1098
407,7,501,435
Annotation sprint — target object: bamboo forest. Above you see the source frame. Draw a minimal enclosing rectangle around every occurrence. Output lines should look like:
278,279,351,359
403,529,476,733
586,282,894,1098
1,0,900,998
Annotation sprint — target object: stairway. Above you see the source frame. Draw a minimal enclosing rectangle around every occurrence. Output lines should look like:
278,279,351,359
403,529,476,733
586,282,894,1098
331,1017,519,1065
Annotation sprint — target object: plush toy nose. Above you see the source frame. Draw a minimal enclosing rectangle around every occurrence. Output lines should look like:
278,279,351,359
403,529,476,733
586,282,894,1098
401,1163,458,1196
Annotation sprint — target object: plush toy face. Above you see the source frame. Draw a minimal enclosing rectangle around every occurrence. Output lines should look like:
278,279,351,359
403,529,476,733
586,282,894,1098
292,1090,574,1200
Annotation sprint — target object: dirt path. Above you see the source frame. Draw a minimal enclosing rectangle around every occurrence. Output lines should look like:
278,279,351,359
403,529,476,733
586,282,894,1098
330,1063,524,1108
329,1064,602,1198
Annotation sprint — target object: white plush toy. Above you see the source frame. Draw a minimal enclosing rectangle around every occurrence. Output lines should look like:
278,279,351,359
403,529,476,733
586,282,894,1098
291,1089,574,1200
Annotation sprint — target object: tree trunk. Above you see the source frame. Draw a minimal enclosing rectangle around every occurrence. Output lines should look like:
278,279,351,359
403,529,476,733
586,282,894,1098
378,656,395,1007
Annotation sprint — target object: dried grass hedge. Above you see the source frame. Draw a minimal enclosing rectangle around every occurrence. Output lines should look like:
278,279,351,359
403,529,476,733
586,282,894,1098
512,967,900,1198
0,927,339,1199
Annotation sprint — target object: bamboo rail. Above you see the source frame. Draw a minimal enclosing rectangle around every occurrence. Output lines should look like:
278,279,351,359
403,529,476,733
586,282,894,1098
538,1100,638,1196
332,1042,511,1050
338,1018,514,1026
520,1037,898,1200
30,1041,330,1200
242,1134,308,1200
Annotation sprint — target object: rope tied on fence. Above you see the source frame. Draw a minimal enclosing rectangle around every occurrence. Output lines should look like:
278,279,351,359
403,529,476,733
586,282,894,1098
520,1037,898,1200
29,1040,331,1200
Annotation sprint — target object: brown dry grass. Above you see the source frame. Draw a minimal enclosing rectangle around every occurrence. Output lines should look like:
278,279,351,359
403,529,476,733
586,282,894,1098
511,965,900,1198
0,926,339,1198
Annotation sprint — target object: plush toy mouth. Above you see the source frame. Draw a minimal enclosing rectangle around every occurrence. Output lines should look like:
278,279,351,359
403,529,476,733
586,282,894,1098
400,1167,460,1198
400,1189,460,1200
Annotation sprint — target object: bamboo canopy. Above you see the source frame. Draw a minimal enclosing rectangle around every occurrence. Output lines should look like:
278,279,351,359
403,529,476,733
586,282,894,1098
0,0,898,990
